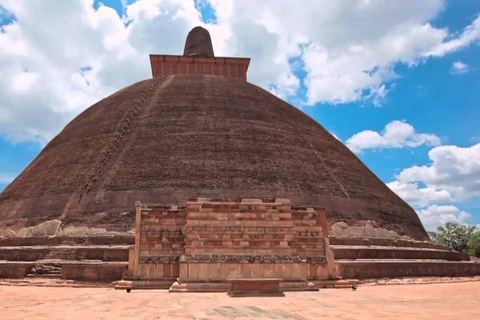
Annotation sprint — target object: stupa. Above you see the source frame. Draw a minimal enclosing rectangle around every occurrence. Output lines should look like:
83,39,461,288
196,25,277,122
0,26,426,240
0,27,478,286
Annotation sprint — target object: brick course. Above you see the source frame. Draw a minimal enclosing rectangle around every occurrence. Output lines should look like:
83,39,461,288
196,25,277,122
129,198,331,288
150,55,250,81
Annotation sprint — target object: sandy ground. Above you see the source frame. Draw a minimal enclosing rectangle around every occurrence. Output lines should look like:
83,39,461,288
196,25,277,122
1,282,479,319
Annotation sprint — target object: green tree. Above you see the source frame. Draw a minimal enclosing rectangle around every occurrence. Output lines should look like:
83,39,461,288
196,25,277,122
427,231,438,243
467,231,480,258
428,222,476,253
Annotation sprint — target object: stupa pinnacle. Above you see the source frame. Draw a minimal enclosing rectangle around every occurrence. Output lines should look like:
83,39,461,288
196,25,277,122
183,26,215,57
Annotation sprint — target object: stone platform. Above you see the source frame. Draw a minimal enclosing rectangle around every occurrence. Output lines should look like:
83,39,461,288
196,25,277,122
330,237,480,279
227,278,285,297
2,281,480,319
1,200,480,286
0,245,129,262
123,198,336,292
0,235,132,282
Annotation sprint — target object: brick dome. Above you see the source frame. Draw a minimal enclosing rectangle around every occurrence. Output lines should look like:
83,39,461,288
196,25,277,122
0,74,428,240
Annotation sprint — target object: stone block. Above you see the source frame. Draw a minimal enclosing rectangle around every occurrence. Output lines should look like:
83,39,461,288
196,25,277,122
228,279,285,297
61,262,127,282
0,263,33,278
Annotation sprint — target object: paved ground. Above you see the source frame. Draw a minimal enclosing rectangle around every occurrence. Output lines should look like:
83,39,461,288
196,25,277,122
1,282,479,319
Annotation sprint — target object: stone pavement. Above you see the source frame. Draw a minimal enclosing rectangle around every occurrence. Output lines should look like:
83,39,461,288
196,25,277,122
1,281,479,319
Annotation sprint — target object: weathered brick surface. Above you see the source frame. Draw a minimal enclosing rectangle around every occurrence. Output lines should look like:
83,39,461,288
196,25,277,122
0,72,430,241
135,199,327,265
182,198,326,263
338,261,480,279
131,198,329,284
61,262,127,282
150,55,250,81
138,205,185,262
0,263,34,278
291,206,326,262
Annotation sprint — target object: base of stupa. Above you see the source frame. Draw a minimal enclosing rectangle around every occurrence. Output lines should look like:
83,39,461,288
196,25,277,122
1,199,479,285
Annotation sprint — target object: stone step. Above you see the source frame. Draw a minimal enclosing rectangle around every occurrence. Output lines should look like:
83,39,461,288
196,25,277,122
26,273,61,278
358,276,480,286
169,281,231,293
29,268,62,274
0,245,129,262
331,245,469,261
311,279,358,288
337,259,480,279
43,249,77,260
115,280,176,291
0,260,128,282
0,236,134,247
27,262,64,279
0,278,112,288
329,237,451,251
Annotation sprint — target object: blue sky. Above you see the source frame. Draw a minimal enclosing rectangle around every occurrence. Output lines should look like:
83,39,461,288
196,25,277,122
0,0,479,230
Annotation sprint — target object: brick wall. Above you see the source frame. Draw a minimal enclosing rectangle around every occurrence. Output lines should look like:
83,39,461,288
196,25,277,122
184,198,295,261
183,198,326,263
138,204,185,263
150,55,250,81
291,206,326,263
131,198,331,282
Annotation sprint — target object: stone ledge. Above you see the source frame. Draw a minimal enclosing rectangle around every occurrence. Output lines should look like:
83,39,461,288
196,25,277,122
0,263,34,279
332,246,468,261
61,262,128,282
178,254,326,263
337,260,480,279
0,236,135,247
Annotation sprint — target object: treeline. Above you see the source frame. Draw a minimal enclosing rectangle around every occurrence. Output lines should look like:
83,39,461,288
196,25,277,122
428,222,480,257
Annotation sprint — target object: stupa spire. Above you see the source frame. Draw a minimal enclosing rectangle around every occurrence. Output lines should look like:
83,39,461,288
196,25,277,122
149,26,249,80
183,26,215,57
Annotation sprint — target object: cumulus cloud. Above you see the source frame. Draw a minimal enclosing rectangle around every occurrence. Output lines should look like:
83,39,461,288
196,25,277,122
424,13,480,57
213,1,480,105
345,120,441,153
450,61,470,75
398,144,480,199
1,0,480,143
387,143,480,230
387,181,453,207
417,205,473,230
0,0,204,143
388,143,480,207
0,172,16,184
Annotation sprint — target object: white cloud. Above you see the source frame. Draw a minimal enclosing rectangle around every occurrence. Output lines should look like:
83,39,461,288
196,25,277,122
417,205,472,231
0,0,204,143
398,144,480,199
424,13,480,57
387,143,480,231
1,1,480,143
215,1,480,105
345,120,441,153
388,143,480,207
331,133,341,141
0,172,17,184
450,61,470,75
387,181,453,207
